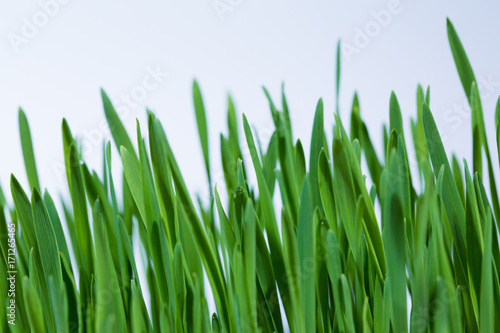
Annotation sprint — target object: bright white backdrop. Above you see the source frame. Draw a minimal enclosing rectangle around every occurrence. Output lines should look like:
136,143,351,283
2,0,500,201
1,0,500,324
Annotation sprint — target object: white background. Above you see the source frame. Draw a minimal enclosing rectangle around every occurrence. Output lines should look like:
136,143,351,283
2,0,500,201
1,0,500,322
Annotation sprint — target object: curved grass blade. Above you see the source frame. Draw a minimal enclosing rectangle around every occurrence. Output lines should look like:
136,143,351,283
60,253,81,333
101,88,138,161
10,175,37,248
480,213,494,332
334,113,386,278
43,191,71,270
151,116,230,330
389,92,404,139
332,139,357,258
447,18,476,104
32,190,62,287
318,150,336,234
422,103,467,283
23,277,47,333
310,99,325,213
382,150,407,333
294,139,306,191
281,83,293,139
67,143,94,276
19,108,40,192
297,176,316,333
121,146,147,229
464,160,484,314
448,19,500,222
325,230,345,332
243,114,290,331
93,200,127,332
193,80,211,188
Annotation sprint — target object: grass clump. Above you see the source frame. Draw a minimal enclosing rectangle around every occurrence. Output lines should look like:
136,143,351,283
1,19,500,332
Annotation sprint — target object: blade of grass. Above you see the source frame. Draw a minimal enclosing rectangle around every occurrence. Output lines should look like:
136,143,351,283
297,176,316,333
18,109,40,192
193,80,211,188
422,103,468,284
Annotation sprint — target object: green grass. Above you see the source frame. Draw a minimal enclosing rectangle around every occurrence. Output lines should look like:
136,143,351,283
1,19,499,332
